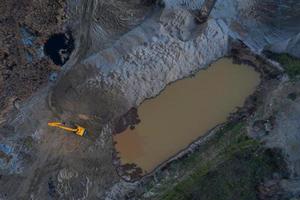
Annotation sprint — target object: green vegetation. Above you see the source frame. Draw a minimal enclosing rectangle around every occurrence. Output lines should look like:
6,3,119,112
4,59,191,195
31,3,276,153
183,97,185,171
268,52,300,79
154,123,285,200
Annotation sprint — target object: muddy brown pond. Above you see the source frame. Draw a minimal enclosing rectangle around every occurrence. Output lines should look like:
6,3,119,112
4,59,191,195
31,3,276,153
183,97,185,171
114,58,260,173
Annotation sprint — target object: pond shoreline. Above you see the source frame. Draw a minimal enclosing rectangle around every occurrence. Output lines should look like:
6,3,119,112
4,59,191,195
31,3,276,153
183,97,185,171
112,40,283,182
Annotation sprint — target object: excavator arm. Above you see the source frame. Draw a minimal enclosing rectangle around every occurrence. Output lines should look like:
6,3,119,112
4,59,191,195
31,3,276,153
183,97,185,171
48,122,86,136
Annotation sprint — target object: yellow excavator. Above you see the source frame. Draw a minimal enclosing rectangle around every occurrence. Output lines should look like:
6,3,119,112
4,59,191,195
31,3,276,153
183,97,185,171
48,122,86,136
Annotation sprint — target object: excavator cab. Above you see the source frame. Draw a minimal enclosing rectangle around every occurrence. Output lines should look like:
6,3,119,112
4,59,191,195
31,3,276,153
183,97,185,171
48,122,86,136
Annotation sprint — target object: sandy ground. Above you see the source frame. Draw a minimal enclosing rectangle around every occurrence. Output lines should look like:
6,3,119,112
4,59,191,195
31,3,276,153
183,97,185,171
0,0,155,199
0,0,300,199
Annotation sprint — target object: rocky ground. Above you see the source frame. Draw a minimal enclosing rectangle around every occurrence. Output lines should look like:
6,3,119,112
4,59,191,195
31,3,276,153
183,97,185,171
0,0,300,199
0,0,68,124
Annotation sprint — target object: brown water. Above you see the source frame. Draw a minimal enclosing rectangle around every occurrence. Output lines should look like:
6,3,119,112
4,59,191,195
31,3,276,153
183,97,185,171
113,58,260,173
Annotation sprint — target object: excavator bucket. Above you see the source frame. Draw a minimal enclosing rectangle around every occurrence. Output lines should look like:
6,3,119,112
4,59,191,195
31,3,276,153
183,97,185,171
75,125,86,136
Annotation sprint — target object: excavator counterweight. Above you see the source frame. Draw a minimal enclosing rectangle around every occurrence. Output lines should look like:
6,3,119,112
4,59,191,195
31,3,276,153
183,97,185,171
48,122,86,136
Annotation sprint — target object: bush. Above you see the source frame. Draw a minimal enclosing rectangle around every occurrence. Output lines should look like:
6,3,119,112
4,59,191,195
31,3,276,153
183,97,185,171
287,92,297,101
267,52,300,79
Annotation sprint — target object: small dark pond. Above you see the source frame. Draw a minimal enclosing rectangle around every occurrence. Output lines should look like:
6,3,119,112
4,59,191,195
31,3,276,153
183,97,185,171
44,32,74,66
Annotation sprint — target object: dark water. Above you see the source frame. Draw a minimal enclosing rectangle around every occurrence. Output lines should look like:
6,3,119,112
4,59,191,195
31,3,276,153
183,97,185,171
44,33,74,65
